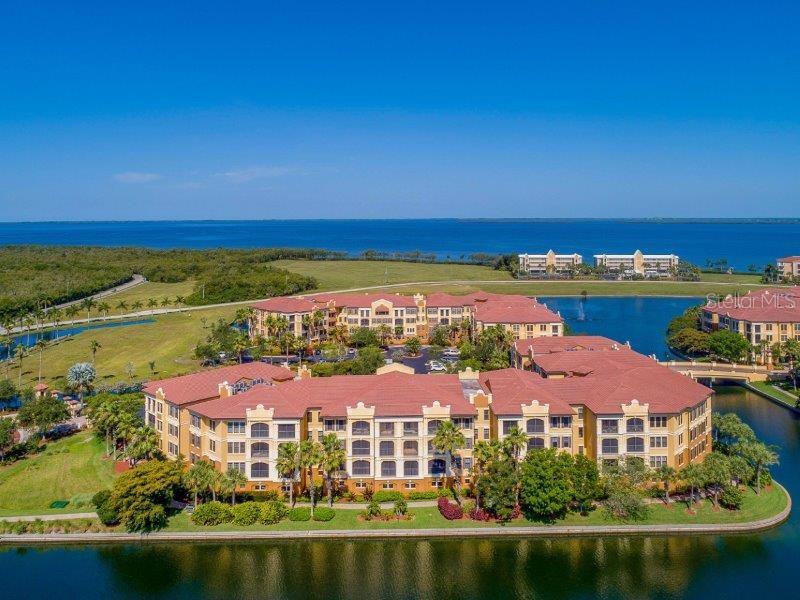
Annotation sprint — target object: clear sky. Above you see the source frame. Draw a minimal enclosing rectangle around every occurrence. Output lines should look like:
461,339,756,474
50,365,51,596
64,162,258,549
1,0,798,221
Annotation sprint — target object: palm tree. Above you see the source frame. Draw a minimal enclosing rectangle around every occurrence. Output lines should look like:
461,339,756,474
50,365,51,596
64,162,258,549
501,425,527,503
115,412,138,458
432,420,466,504
681,463,705,509
49,308,62,338
233,333,249,364
299,439,322,516
131,300,144,312
740,441,779,495
160,297,172,308
65,305,80,321
66,362,96,400
22,315,35,345
174,296,186,309
186,460,216,507
225,467,248,505
125,426,160,465
208,470,224,502
89,339,102,364
35,338,48,382
97,302,111,318
81,297,96,321
319,433,346,507
276,441,301,507
0,333,12,378
115,300,129,312
14,345,26,388
472,440,499,509
146,298,158,313
654,465,677,504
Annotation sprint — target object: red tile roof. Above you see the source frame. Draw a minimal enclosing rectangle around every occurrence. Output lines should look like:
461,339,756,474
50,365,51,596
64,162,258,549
143,362,295,406
474,300,561,324
777,256,800,262
514,336,621,356
308,292,419,308
702,287,800,323
250,297,322,313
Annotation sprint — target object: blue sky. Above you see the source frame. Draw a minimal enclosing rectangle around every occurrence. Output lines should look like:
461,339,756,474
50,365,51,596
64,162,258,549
0,0,797,221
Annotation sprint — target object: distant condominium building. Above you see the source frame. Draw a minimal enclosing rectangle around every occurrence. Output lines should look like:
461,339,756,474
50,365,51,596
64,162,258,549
142,336,712,492
518,250,583,275
250,291,563,342
593,250,679,277
777,256,800,279
701,287,800,359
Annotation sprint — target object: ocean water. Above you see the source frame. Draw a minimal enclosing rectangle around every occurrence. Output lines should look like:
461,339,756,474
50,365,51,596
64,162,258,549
1,219,799,270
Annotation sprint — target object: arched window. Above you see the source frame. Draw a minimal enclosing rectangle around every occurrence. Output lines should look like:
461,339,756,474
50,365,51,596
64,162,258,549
428,458,446,476
352,440,371,456
352,421,370,436
381,461,396,477
251,462,269,478
251,423,269,438
427,420,442,435
352,460,370,476
526,418,545,434
379,441,394,456
251,442,269,458
602,438,619,454
626,437,645,453
626,418,644,433
527,437,544,451
404,460,419,476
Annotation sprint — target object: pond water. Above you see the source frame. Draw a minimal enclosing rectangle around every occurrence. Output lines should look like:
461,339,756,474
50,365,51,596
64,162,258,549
1,298,797,599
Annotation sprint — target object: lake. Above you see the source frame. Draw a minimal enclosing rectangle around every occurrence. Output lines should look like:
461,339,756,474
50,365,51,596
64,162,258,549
1,297,798,599
2,219,799,270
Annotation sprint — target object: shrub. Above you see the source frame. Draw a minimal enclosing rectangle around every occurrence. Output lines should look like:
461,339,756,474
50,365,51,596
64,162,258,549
288,507,312,522
91,489,120,525
437,497,463,520
248,490,282,502
408,491,439,500
191,501,234,526
260,501,288,525
436,487,452,498
719,485,744,510
92,489,111,508
232,502,262,525
366,499,382,517
373,490,405,502
313,507,335,521
394,499,408,516
469,507,492,521
362,486,374,501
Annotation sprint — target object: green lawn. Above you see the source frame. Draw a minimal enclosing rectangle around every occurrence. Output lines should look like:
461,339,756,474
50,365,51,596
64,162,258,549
0,431,115,516
163,485,788,532
21,306,237,388
99,280,197,315
747,382,799,408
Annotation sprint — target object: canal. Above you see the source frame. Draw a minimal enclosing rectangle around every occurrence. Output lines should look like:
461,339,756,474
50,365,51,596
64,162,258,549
0,297,797,599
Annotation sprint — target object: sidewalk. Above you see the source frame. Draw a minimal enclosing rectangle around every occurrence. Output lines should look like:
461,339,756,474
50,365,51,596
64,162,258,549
0,512,97,522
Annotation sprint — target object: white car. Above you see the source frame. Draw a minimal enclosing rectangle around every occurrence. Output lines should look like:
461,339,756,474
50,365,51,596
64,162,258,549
441,348,461,358
427,360,447,372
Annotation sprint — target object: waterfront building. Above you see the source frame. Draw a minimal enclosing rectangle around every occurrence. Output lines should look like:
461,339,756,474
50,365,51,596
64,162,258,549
700,287,800,361
518,250,583,275
593,250,679,277
143,336,711,491
777,256,800,280
250,290,563,343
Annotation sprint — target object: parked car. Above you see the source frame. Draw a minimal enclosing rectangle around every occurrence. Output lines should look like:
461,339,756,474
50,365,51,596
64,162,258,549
442,347,461,358
427,360,447,372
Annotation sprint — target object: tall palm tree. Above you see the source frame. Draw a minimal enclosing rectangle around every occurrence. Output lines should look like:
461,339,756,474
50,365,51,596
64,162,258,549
160,297,172,308
125,426,160,465
502,425,527,503
319,433,346,507
14,345,26,388
81,297,96,321
48,308,62,337
35,338,48,382
472,440,499,509
276,441,301,507
22,315,35,346
146,298,158,313
225,467,248,505
65,305,80,321
740,441,779,495
115,300,129,312
233,333,249,364
432,420,466,504
97,302,111,318
174,296,186,309
299,439,322,516
89,339,102,364
115,412,138,458
654,465,677,504
186,460,216,507
131,300,144,312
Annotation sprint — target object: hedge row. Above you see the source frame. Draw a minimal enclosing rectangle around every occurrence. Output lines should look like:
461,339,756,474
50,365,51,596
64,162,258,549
190,501,336,526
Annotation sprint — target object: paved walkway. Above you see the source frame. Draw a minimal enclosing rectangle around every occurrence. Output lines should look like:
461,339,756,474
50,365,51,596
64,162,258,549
0,512,97,522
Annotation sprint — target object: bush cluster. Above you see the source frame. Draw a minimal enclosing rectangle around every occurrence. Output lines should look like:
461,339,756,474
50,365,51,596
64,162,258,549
191,501,234,526
232,502,262,526
0,518,111,535
437,497,463,520
719,485,744,510
92,489,120,526
373,490,404,502
260,501,288,524
288,507,312,522
313,507,336,522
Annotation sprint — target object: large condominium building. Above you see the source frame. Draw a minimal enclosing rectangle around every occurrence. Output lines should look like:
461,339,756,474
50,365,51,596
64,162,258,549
518,250,583,275
250,291,563,343
777,256,800,279
593,250,679,277
143,336,712,492
701,288,800,360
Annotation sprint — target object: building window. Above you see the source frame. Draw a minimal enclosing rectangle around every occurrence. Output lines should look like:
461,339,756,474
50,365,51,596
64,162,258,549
277,424,296,439
169,405,179,419
251,462,269,478
402,440,418,456
379,441,395,456
227,420,245,435
404,460,419,477
209,440,216,453
379,422,395,437
168,424,178,437
352,440,371,456
381,461,396,477
626,418,644,433
483,409,490,420
404,481,417,489
526,418,544,434
251,442,270,457
251,423,269,438
228,441,245,454
626,437,645,453
403,422,419,436
168,442,178,455
190,414,201,428
190,433,200,447
324,418,346,431
601,420,618,434
352,460,371,476
427,420,442,435
428,458,446,476
575,406,584,420
649,416,667,428
502,420,520,435
550,416,572,429
601,438,619,454
352,421,370,436
483,427,489,439
527,437,544,451
650,456,667,468
650,436,667,449
228,462,245,473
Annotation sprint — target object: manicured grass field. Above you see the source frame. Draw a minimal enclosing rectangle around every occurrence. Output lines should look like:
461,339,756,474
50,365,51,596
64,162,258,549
99,280,197,315
747,382,799,408
0,431,115,516
22,306,237,388
163,485,787,532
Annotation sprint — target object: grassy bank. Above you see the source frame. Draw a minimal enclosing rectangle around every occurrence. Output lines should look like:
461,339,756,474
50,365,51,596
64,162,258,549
163,485,787,532
746,382,799,409
95,280,197,316
21,306,236,388
0,431,114,517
